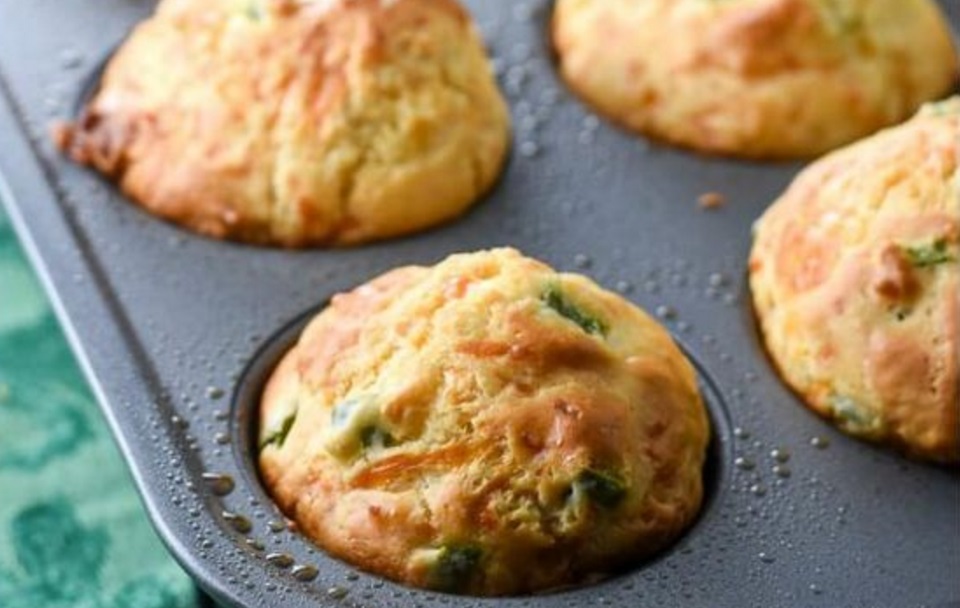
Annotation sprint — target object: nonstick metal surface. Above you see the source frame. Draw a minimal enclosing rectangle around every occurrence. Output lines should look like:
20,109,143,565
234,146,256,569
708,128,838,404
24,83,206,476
0,1,958,607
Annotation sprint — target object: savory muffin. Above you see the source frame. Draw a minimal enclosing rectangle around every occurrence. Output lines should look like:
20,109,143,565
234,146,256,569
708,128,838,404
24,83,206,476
552,0,958,159
55,0,510,247
259,248,710,595
750,98,960,464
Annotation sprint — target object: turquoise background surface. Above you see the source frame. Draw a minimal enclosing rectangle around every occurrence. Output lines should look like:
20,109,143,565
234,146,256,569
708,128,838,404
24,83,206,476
0,203,200,607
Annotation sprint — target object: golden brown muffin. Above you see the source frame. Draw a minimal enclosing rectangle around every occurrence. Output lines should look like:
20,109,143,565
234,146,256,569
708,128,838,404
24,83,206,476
259,248,710,595
552,0,959,159
55,0,510,246
750,98,960,464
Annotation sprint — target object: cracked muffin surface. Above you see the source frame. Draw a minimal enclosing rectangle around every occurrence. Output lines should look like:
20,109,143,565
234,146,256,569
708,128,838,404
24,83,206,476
258,248,710,595
552,0,958,158
750,99,960,464
55,0,509,246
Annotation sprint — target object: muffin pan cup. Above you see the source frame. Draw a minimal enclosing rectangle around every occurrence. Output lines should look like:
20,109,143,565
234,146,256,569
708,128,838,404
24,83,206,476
1,1,958,607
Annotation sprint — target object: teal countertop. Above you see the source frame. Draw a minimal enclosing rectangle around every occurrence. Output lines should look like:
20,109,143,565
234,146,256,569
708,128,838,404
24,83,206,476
0,204,201,608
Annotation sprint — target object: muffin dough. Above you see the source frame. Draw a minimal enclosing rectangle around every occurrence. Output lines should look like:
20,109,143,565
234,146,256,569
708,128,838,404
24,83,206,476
553,0,958,159
57,0,510,246
750,99,960,464
259,249,710,595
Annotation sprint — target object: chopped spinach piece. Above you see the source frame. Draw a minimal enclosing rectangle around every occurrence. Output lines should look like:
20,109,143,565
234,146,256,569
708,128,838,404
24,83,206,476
925,99,959,118
245,1,262,20
575,469,627,508
817,0,862,36
328,395,396,455
830,395,878,433
260,412,297,450
431,545,482,593
331,398,358,428
902,240,954,268
360,425,395,449
541,285,608,336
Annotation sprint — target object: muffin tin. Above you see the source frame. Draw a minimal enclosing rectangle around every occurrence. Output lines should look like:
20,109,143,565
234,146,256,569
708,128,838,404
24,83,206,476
0,1,958,606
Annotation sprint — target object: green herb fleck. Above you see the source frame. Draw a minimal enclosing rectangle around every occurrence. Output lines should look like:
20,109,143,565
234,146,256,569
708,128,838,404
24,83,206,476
260,412,296,450
575,469,627,508
431,545,482,593
817,0,862,36
541,285,608,336
902,240,954,268
830,395,879,433
923,99,960,118
360,426,395,450
245,0,262,21
331,398,358,428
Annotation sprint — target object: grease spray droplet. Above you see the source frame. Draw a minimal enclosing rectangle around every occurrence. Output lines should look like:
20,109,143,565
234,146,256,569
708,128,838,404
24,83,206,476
59,48,83,69
770,448,790,463
266,552,295,568
206,386,225,400
223,511,252,534
327,586,349,600
202,472,235,496
734,457,756,471
810,436,830,449
655,305,677,320
708,273,727,288
292,564,319,582
519,140,540,158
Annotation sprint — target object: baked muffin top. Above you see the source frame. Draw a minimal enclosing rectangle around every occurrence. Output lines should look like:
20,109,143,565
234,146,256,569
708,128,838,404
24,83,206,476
750,98,960,463
553,0,958,158
56,0,510,246
259,248,710,595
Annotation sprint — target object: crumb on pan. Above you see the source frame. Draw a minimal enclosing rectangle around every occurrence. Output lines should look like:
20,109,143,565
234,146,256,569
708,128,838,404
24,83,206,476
698,192,726,210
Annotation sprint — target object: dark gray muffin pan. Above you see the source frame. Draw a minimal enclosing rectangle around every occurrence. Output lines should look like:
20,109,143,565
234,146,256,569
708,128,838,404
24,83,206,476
0,1,957,606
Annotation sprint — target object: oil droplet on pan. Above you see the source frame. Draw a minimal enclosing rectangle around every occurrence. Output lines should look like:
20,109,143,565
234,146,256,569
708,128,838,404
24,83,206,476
223,511,253,534
770,448,790,463
292,564,319,582
202,472,235,496
266,552,295,568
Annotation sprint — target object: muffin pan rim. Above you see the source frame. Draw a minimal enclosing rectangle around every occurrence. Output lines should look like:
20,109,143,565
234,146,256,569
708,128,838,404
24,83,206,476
227,297,737,598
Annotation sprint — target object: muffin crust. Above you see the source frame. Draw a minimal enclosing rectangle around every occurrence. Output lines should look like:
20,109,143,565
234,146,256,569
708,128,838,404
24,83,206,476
57,0,510,246
259,249,710,594
750,99,960,463
553,0,958,158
